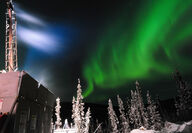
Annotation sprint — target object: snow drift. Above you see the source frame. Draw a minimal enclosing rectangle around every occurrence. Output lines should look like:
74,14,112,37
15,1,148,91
162,120,192,133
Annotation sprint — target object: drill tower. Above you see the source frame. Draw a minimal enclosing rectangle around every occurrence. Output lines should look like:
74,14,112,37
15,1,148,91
5,0,18,72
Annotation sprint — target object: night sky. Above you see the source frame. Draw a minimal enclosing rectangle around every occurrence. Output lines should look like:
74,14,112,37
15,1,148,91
1,0,192,104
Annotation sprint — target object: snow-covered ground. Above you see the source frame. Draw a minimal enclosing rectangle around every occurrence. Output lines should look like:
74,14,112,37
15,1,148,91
54,128,77,133
131,129,158,133
130,127,159,133
130,120,192,133
162,120,192,133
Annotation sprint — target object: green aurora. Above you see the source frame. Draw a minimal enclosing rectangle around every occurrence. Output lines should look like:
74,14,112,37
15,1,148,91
82,0,192,98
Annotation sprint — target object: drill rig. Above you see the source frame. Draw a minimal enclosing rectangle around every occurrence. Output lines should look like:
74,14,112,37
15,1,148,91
5,0,18,72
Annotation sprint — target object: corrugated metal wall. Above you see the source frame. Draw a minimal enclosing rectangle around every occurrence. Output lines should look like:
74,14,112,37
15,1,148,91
0,72,56,133
14,72,56,133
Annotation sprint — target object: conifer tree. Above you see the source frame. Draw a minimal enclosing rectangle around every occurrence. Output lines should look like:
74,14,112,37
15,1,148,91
134,91,142,128
125,97,131,127
135,81,149,128
174,70,192,115
108,99,119,133
72,79,91,133
125,97,131,117
129,90,141,129
117,95,130,132
55,97,62,129
85,107,91,133
72,96,76,122
146,91,162,130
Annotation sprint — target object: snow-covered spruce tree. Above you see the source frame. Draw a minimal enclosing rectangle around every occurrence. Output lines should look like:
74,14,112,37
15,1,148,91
125,97,131,126
117,95,130,132
146,91,153,128
135,81,149,129
129,90,135,128
55,97,62,129
134,91,142,128
108,99,119,133
125,97,131,117
85,107,91,133
174,70,192,115
71,96,77,130
146,91,162,130
129,90,141,129
72,79,91,133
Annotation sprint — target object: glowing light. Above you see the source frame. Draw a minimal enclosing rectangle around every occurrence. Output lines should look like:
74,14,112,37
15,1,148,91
18,27,60,53
15,4,44,25
15,3,68,54
24,68,50,89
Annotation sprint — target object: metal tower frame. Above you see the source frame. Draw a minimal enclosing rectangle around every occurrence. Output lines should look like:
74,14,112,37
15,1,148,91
5,0,18,72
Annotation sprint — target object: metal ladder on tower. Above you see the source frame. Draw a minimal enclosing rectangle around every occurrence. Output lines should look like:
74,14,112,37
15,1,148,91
5,0,18,72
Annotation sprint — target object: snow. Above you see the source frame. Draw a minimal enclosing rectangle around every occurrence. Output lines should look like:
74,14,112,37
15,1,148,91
130,126,159,133
54,128,77,133
185,120,192,125
130,127,158,133
163,120,192,133
130,121,192,133
130,130,157,133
